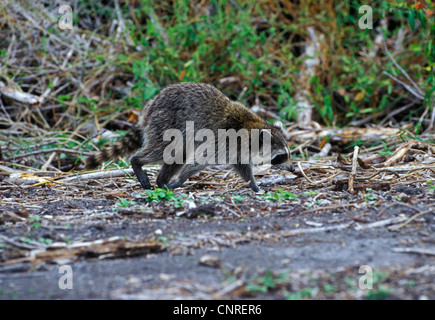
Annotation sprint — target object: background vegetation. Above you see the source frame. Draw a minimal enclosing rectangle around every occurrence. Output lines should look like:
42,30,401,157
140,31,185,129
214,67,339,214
0,0,433,171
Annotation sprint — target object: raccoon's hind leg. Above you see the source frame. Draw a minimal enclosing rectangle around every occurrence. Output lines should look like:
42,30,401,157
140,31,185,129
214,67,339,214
232,164,260,192
130,148,162,190
156,163,183,188
166,164,207,190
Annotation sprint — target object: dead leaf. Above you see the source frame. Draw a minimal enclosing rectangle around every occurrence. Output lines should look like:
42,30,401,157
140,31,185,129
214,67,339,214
415,2,424,10
126,110,139,123
355,91,365,101
104,191,127,199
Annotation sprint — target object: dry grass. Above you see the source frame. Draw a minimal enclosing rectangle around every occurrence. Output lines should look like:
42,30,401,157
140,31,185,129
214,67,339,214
0,0,433,173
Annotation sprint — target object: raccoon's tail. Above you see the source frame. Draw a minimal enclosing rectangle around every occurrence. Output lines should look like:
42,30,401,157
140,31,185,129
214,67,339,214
84,127,142,169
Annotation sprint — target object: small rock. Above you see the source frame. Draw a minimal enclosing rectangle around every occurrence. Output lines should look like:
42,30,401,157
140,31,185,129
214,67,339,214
199,255,221,268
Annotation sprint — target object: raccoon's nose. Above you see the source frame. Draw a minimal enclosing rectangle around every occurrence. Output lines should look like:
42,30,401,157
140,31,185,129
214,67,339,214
288,164,295,172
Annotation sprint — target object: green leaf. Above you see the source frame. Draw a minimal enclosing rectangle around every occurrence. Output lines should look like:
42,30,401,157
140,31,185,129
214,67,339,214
417,9,426,29
262,271,275,288
408,10,415,31
410,44,421,52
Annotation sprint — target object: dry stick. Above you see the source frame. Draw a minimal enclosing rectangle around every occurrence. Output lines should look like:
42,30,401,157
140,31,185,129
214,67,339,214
383,72,425,101
187,169,223,189
354,216,408,231
379,101,418,126
40,151,57,172
39,48,74,104
365,165,435,183
5,148,92,161
389,209,434,231
0,161,63,174
382,39,425,100
348,146,359,194
428,104,435,133
58,169,135,183
360,168,401,180
297,161,315,183
399,168,425,180
0,96,11,121
375,141,413,168
377,202,422,217
297,162,340,185
392,247,435,256
0,235,42,250
0,81,39,105
224,205,241,218
281,221,353,237
303,203,357,213
259,175,291,186
224,190,245,217
289,139,312,154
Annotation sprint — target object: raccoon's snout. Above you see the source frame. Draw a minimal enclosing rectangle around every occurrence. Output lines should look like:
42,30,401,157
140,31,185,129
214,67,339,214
272,161,294,172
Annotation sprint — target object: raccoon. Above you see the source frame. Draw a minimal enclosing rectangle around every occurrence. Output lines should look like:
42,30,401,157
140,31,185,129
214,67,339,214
85,82,294,192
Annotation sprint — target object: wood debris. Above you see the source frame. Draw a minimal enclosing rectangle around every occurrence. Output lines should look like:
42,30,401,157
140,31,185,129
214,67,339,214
0,237,164,265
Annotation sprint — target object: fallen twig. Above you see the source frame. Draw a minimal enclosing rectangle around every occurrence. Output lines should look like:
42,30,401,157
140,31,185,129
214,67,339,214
303,203,357,213
377,202,422,216
348,146,359,194
375,141,413,168
354,216,408,231
393,247,435,256
389,209,434,231
382,39,425,100
281,221,353,237
58,168,136,182
297,161,339,185
258,175,295,186
5,148,92,161
0,234,43,250
0,81,40,105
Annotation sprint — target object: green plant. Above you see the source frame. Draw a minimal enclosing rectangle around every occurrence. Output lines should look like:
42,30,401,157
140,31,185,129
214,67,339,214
323,283,337,294
284,287,316,300
115,197,137,208
303,190,320,197
363,188,378,201
230,193,246,203
20,236,51,246
245,270,289,295
365,285,392,300
143,187,190,208
156,236,169,244
143,187,175,203
38,237,52,246
259,189,298,202
63,236,72,244
358,269,392,300
29,215,42,229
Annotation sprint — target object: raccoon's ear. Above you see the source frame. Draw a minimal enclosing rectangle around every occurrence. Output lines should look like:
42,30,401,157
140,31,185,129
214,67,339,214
272,121,283,129
259,129,272,146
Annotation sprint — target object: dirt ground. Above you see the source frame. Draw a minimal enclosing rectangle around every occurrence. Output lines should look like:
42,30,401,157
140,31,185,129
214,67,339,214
0,166,434,300
0,0,433,303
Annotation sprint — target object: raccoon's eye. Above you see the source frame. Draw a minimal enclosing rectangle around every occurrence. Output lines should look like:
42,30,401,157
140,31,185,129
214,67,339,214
271,153,288,165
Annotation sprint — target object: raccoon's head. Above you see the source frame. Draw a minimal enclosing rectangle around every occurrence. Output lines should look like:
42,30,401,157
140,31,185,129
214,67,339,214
262,125,294,172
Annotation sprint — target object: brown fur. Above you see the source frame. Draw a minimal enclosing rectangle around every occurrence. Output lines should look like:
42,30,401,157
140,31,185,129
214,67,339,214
85,82,294,191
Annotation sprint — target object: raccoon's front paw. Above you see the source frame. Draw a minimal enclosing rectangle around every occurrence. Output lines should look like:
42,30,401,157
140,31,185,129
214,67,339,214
166,180,182,190
249,181,260,192
138,178,152,190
